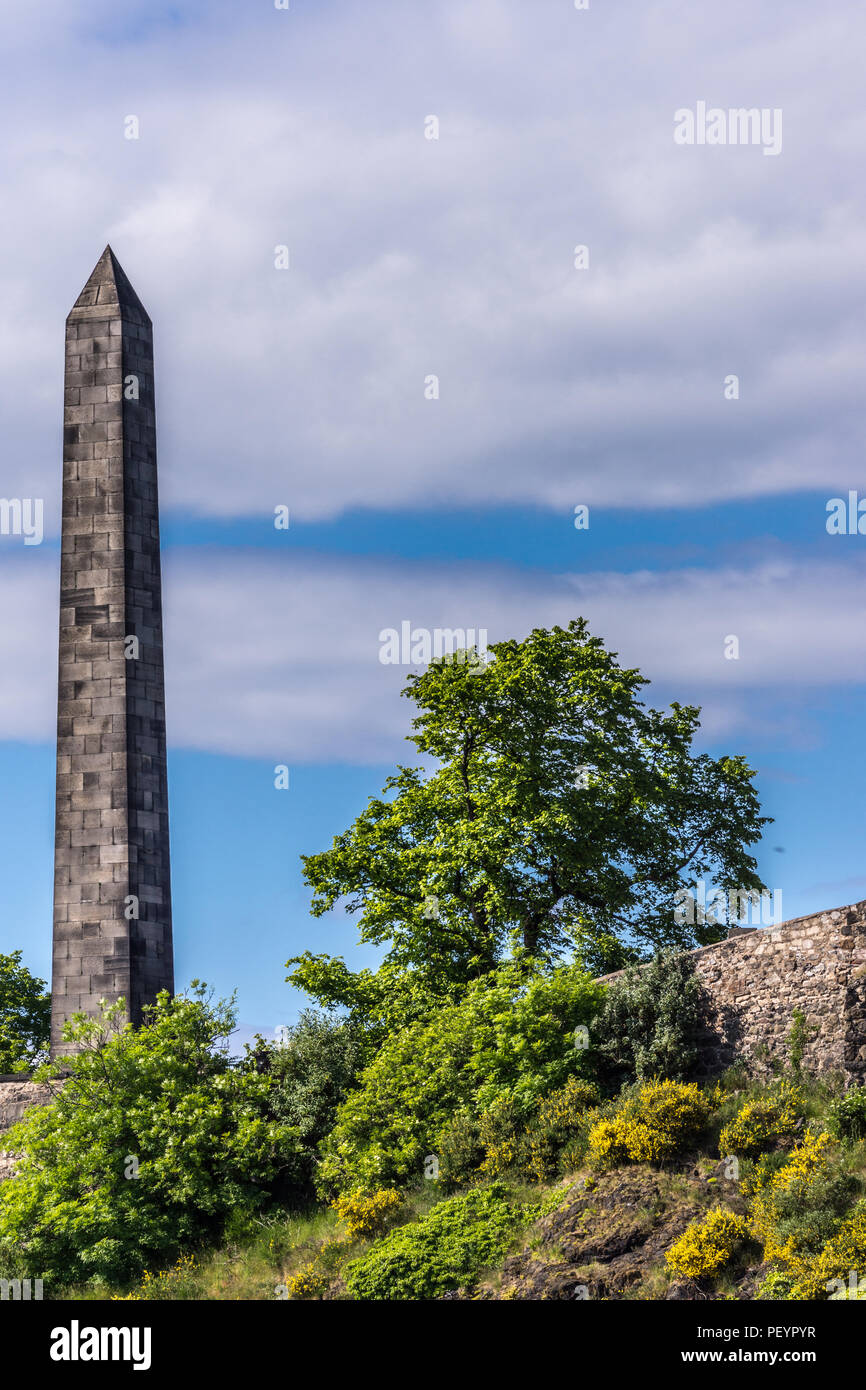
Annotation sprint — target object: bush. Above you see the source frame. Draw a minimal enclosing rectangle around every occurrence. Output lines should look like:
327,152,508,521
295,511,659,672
318,960,602,1196
240,1010,366,1200
803,1210,866,1299
749,1132,859,1296
718,1084,802,1159
827,1089,866,1143
587,1117,630,1169
0,989,300,1287
588,1079,714,1168
478,1099,524,1179
524,1077,600,1182
590,951,704,1086
344,1186,520,1300
286,1237,348,1301
756,1269,797,1300
331,1189,403,1241
665,1207,750,1281
436,1111,484,1190
111,1255,199,1302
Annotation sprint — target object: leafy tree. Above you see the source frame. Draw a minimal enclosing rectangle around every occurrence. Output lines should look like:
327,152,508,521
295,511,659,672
316,958,603,1196
285,953,452,1054
0,987,300,1287
0,950,50,1073
292,619,769,996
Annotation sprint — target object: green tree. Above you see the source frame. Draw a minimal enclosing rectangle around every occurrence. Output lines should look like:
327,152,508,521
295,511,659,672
292,620,768,999
0,950,50,1073
0,986,300,1287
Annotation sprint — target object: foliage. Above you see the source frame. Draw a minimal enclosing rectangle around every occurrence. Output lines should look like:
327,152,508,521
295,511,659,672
0,950,50,1073
478,1099,524,1179
436,1111,485,1190
665,1207,750,1281
317,959,602,1196
787,1009,817,1077
286,1236,348,1301
718,1083,803,1159
755,1269,797,1301
344,1186,521,1300
589,951,704,1086
331,1189,404,1241
588,1080,714,1168
283,955,446,1055
0,988,300,1287
240,1010,366,1197
111,1255,199,1302
827,1089,866,1143
293,620,769,996
524,1077,601,1182
803,1209,866,1299
749,1132,858,1296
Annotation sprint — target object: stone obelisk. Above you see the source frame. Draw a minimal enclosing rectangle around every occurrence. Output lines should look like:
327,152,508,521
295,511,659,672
51,246,173,1055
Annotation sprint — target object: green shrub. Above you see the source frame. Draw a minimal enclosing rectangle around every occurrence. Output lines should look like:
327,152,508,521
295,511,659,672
436,1111,484,1190
756,1269,797,1300
318,960,602,1196
240,1010,366,1199
478,1098,525,1178
0,989,300,1287
524,1077,600,1181
344,1186,520,1300
827,1089,866,1143
590,951,704,1086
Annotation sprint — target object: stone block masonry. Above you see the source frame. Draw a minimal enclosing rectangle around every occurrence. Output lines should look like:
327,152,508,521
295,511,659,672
51,247,174,1055
597,899,866,1083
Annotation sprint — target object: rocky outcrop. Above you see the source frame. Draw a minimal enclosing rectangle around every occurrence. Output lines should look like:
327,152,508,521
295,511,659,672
473,1166,747,1300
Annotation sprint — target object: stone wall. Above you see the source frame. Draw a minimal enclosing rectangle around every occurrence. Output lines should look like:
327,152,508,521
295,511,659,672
0,1078,57,1182
598,898,866,1083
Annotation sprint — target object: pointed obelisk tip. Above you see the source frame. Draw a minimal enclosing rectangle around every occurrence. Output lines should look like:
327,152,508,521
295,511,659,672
68,245,150,322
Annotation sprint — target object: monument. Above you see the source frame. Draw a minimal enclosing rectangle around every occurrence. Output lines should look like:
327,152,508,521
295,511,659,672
50,247,174,1056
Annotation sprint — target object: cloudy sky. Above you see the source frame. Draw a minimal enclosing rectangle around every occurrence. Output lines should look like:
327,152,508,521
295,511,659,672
1,0,865,1042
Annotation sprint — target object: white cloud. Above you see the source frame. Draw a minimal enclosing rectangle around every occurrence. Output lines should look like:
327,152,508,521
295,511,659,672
3,546,865,761
0,1,864,522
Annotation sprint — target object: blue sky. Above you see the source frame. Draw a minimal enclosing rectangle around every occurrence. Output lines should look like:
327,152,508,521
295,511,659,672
0,0,865,1045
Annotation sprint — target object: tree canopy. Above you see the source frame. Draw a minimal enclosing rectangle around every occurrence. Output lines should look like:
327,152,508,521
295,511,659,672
0,950,50,1073
289,619,769,1003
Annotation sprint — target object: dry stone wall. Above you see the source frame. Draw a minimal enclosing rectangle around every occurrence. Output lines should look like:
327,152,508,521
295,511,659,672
598,898,866,1083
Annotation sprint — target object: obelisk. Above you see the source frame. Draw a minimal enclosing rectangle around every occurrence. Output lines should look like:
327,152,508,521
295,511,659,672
51,246,174,1055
